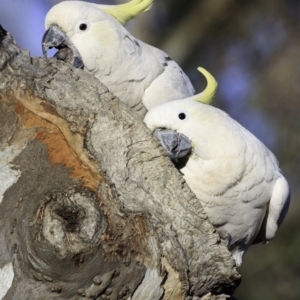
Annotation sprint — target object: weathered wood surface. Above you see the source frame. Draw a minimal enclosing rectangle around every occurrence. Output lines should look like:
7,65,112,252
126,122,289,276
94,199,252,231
0,26,240,300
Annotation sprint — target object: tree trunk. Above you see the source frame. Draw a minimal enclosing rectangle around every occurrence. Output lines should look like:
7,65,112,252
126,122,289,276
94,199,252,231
0,26,240,300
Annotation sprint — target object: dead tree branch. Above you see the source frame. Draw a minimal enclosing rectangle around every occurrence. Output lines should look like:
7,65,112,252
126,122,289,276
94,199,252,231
0,26,240,300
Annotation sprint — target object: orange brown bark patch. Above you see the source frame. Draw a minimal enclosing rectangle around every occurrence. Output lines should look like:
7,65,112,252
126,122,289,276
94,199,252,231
16,102,100,191
12,91,102,181
35,130,99,191
14,102,25,116
135,216,147,238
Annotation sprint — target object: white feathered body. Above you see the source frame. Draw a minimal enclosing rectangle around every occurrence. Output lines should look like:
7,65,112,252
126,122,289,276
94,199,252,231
144,99,290,266
45,1,195,116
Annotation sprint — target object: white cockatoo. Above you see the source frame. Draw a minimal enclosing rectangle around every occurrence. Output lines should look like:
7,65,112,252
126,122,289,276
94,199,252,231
144,68,290,266
41,0,196,117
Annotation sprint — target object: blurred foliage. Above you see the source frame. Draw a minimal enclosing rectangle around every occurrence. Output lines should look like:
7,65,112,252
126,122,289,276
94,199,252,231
1,0,300,299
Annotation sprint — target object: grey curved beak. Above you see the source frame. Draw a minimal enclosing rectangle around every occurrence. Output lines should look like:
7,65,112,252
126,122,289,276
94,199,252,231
154,129,192,162
42,26,66,58
41,26,84,69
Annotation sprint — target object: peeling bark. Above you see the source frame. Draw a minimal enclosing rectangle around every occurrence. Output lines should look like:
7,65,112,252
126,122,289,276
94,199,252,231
0,26,240,300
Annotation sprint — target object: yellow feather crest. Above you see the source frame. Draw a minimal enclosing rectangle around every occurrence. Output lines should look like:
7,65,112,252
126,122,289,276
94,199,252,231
101,0,153,25
194,67,218,104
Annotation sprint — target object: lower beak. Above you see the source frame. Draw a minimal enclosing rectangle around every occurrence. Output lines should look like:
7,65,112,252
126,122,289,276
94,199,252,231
41,26,84,69
154,129,192,162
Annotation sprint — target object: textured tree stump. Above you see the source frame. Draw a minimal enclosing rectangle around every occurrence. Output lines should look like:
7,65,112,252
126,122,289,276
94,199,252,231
0,26,240,300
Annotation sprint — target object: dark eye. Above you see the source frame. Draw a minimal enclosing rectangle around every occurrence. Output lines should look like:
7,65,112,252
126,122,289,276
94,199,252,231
79,23,88,31
178,113,186,120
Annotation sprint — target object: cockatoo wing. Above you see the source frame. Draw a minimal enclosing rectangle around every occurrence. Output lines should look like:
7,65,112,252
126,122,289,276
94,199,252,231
142,53,195,110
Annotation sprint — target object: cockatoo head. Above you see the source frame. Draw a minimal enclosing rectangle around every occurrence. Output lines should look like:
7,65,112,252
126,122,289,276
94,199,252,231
42,0,152,71
144,67,219,162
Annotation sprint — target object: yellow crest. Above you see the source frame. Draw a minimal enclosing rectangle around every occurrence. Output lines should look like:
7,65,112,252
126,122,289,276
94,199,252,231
194,67,218,104
102,0,153,25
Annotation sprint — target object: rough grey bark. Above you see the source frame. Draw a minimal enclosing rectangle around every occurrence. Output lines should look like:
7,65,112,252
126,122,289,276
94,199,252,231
0,26,240,300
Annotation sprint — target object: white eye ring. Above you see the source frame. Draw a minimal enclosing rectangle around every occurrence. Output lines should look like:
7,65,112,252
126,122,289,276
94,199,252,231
76,20,90,33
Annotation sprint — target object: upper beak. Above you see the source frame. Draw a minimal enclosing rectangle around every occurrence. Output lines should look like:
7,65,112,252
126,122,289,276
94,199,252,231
42,26,66,58
154,129,192,162
41,26,84,69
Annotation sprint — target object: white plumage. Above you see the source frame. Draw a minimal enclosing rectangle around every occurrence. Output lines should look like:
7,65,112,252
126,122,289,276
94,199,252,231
144,68,290,266
43,0,195,117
